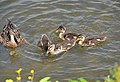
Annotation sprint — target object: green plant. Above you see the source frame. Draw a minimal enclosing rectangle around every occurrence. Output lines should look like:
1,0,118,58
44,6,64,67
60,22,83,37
69,78,88,82
5,66,120,82
39,77,51,82
104,65,120,82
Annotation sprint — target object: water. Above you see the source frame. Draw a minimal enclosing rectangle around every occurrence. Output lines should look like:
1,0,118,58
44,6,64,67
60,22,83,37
0,0,120,82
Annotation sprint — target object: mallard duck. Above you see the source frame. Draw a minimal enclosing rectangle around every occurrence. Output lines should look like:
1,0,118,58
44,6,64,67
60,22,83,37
37,34,52,52
55,25,82,41
0,30,18,48
47,40,76,55
77,36,107,47
0,20,29,48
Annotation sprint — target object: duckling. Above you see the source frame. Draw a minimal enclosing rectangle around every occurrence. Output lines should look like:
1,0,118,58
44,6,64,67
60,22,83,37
55,25,82,41
37,34,52,52
77,36,107,47
47,40,76,55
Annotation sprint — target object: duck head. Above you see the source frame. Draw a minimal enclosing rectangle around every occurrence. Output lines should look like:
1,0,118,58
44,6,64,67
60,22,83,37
3,19,17,32
37,34,52,52
55,25,66,33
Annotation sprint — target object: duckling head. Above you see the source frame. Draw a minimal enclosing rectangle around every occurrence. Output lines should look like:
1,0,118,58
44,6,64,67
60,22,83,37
56,25,66,33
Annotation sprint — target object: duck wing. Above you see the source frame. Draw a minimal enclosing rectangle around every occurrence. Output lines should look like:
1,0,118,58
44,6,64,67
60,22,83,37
56,41,75,50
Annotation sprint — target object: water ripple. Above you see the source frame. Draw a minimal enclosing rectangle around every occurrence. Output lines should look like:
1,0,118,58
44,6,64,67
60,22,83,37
0,0,120,81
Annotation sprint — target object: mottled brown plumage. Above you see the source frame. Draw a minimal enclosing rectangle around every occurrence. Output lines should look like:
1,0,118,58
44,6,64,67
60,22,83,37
0,19,28,48
78,36,107,47
55,25,82,41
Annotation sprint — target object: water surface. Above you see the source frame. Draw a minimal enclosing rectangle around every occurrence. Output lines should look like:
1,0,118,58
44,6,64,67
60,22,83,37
0,0,120,82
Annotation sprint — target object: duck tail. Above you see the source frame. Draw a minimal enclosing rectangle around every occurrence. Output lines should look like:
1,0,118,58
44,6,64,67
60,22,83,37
7,18,12,23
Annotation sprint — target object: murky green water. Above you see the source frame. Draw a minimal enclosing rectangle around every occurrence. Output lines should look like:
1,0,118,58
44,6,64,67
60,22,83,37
0,0,120,82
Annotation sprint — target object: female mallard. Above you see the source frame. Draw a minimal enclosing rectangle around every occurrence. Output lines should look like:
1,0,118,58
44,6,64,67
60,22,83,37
37,34,52,52
77,36,107,47
47,40,76,55
0,20,29,48
1,30,18,48
55,25,82,41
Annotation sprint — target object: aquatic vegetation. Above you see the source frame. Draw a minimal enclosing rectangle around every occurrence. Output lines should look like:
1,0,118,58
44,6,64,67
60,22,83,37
5,66,120,82
16,68,22,82
5,79,14,82
69,78,87,82
39,77,51,82
104,65,120,82
39,77,59,82
28,69,35,82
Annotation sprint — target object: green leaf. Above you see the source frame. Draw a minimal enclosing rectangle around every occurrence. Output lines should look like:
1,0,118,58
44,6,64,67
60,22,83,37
69,80,79,82
55,81,59,82
39,77,51,82
77,78,88,82
96,80,101,82
109,68,114,76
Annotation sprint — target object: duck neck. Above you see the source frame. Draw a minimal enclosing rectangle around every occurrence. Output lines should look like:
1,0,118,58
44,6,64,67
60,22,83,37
59,30,65,39
59,32,64,39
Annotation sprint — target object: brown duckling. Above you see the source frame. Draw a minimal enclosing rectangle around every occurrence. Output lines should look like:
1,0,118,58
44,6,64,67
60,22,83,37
47,40,76,55
55,25,82,41
77,36,107,47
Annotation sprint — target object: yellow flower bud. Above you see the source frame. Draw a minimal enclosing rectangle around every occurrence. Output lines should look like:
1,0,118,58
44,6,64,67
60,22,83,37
30,69,34,74
28,76,32,80
16,68,22,74
16,76,21,81
6,79,14,82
